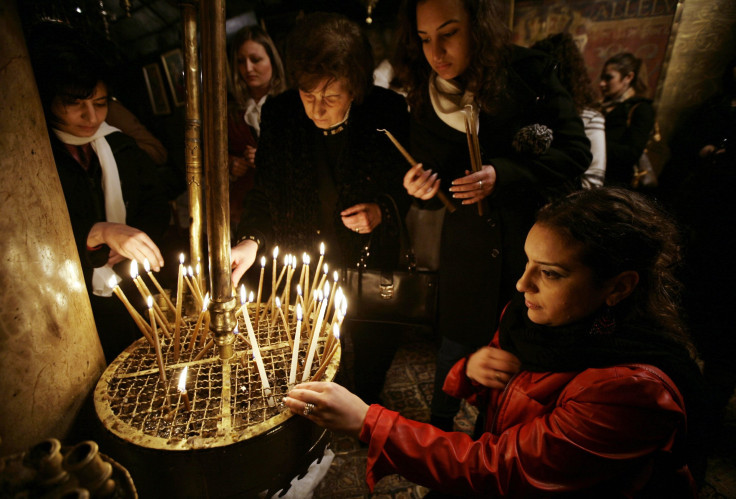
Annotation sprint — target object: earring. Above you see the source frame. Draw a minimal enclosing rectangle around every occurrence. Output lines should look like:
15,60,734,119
590,306,616,335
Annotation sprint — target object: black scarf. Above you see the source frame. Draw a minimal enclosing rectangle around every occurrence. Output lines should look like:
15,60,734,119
498,293,706,473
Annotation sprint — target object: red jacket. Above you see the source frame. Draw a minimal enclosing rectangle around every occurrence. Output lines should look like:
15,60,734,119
359,331,697,497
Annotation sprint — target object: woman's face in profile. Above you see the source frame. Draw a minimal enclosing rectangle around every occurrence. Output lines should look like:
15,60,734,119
237,40,273,97
298,77,352,130
416,0,473,81
516,223,614,327
51,81,108,137
599,64,631,100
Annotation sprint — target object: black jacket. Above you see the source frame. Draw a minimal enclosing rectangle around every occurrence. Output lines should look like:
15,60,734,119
603,95,654,186
236,86,411,269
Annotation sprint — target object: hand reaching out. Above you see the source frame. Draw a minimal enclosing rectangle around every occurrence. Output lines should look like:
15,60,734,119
284,382,369,438
87,222,163,271
231,239,258,287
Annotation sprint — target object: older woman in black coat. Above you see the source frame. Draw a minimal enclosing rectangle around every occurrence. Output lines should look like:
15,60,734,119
230,13,411,404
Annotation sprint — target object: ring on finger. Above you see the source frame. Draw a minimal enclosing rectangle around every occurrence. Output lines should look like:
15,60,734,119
354,227,360,233
478,180,483,189
494,372,502,382
303,402,315,416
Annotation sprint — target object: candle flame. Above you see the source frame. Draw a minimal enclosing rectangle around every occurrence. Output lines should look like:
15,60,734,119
324,280,330,295
234,325,240,334
273,246,279,259
318,290,324,301
188,265,194,277
297,303,303,320
202,293,210,310
147,295,153,308
130,260,139,279
320,242,325,255
333,323,340,340
179,253,185,264
240,284,246,304
249,291,254,302
196,262,201,275
143,258,151,272
297,284,302,296
108,275,118,289
284,254,289,266
260,256,266,267
178,366,188,393
304,254,310,265
323,263,328,274
333,270,338,282
275,297,281,309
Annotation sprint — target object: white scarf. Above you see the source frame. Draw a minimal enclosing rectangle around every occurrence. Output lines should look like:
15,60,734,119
429,74,478,133
243,94,268,138
53,122,124,297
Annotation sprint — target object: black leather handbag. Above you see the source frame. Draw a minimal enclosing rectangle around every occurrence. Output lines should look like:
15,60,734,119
342,198,439,329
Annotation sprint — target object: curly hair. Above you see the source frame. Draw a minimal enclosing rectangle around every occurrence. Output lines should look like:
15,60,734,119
228,25,286,109
285,12,374,104
531,33,599,114
392,0,511,113
535,187,692,351
603,52,648,97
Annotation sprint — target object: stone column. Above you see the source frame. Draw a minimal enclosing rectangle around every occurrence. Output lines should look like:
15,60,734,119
0,1,106,455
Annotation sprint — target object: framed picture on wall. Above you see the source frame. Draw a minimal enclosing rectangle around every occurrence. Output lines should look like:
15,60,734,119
142,63,171,116
161,48,186,107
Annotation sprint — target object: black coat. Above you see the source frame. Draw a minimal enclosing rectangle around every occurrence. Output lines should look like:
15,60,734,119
50,131,170,289
236,86,411,269
603,95,654,186
411,46,591,346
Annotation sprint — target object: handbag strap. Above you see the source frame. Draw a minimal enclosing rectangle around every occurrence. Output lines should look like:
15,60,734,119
356,194,416,272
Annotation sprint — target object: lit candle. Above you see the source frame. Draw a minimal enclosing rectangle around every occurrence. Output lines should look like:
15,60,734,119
289,304,303,385
378,128,456,213
302,254,311,311
131,261,171,337
330,287,344,324
275,297,292,349
189,293,210,351
282,255,295,322
314,264,328,301
270,246,279,319
148,296,167,383
143,258,175,312
313,323,340,381
109,275,153,345
255,256,266,325
241,287,271,391
326,271,339,319
302,291,327,382
178,366,191,411
174,253,185,360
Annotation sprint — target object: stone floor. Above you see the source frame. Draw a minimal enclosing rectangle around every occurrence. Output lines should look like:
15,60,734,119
311,328,736,499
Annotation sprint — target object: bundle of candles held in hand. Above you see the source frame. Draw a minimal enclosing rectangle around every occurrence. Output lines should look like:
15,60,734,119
94,244,344,450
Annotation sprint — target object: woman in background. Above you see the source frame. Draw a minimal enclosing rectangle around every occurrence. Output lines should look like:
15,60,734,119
532,32,606,188
599,52,654,187
227,26,286,229
285,187,704,498
392,0,591,431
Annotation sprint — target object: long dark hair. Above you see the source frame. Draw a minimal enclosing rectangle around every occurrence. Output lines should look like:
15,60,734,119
535,188,692,351
603,52,648,97
285,12,374,104
392,0,511,113
531,33,598,113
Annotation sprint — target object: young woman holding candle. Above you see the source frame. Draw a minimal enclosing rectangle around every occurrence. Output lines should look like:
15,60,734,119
392,0,592,431
29,27,170,362
598,52,655,187
227,26,286,230
230,12,411,404
285,187,705,497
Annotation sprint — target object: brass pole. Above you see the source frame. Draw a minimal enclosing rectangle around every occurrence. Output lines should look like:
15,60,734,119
200,0,236,360
180,0,205,290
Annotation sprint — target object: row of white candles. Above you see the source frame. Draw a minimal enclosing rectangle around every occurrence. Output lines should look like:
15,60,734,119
109,243,346,411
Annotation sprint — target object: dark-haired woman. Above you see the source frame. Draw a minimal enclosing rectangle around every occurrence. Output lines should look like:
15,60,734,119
599,52,654,186
285,187,704,498
30,33,170,362
392,0,592,431
230,13,411,404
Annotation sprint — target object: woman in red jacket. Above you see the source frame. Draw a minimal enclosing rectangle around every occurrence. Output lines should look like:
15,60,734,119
284,187,704,497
